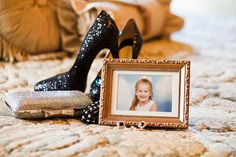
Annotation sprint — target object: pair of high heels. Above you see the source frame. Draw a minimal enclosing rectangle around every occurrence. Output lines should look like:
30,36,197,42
34,11,142,100
34,10,142,123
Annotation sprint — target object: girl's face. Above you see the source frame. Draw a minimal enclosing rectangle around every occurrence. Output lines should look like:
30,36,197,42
135,83,152,103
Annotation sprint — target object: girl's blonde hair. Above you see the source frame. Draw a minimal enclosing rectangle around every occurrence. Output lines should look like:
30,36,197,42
129,78,153,110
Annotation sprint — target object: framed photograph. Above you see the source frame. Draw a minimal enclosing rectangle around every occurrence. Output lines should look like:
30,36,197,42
99,59,190,129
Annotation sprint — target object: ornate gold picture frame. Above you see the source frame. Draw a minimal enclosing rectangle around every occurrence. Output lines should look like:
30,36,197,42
99,59,190,129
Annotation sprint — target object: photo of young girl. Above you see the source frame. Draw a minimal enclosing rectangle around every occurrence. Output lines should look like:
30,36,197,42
129,78,158,112
116,74,173,113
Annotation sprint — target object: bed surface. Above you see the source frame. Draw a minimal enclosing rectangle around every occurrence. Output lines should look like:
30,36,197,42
0,14,235,156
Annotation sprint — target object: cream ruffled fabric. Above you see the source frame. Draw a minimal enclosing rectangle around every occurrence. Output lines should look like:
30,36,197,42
0,0,61,62
70,0,184,42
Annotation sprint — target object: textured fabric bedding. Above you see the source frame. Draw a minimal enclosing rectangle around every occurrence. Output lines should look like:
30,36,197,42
0,12,235,157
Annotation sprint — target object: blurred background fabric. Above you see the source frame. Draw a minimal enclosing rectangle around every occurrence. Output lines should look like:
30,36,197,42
0,0,62,62
67,0,184,53
0,0,184,62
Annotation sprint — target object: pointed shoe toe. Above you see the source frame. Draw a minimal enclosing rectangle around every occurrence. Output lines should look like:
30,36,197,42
34,72,71,91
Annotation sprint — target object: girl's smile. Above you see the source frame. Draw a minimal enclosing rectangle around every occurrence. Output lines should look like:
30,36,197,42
130,78,157,112
135,84,152,104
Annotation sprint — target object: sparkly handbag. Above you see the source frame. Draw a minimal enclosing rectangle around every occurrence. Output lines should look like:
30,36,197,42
5,91,92,119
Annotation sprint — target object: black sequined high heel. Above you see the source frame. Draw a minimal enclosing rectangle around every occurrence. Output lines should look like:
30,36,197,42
34,11,119,92
89,19,143,102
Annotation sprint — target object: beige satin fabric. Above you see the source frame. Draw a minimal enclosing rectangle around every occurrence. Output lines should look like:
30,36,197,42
0,0,61,58
70,0,184,41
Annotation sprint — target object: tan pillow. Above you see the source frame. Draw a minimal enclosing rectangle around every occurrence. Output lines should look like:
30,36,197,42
0,0,62,62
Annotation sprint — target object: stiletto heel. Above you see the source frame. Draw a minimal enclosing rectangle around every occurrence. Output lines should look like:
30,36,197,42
118,19,142,59
34,11,119,92
89,19,143,102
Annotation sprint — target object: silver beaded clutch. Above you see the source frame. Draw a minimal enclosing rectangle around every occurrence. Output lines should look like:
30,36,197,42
5,91,92,119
